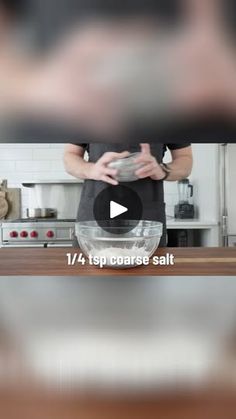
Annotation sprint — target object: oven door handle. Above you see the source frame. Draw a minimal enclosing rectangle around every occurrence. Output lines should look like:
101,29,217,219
46,243,73,248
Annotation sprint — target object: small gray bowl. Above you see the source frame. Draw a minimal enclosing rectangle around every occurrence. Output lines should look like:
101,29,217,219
108,152,144,182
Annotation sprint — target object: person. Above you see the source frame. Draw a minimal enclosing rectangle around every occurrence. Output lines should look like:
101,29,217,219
0,0,235,142
64,143,193,246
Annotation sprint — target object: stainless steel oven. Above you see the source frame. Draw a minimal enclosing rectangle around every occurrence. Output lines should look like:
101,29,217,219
0,219,75,248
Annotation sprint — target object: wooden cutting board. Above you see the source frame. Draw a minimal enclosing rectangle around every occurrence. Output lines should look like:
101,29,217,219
5,188,21,220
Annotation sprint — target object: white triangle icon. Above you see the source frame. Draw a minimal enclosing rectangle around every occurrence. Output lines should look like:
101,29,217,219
110,201,128,219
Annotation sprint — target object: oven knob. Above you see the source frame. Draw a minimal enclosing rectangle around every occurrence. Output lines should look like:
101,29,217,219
10,231,18,238
20,231,28,238
30,231,38,238
46,230,54,238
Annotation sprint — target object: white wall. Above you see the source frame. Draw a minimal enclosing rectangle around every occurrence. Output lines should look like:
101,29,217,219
0,144,74,216
0,144,73,183
164,144,219,222
0,143,220,222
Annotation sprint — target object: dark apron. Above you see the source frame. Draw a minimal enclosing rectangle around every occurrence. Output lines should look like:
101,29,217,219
76,143,167,246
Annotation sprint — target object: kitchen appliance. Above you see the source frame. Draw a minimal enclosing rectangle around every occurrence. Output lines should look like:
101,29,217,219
174,179,195,219
22,180,83,220
0,180,82,247
108,153,144,182
220,144,236,246
0,219,75,247
26,208,57,219
76,220,163,268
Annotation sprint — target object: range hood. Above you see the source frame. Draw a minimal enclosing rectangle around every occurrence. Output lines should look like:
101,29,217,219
22,179,83,187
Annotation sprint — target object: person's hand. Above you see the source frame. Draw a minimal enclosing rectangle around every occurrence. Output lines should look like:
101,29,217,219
88,151,130,185
135,144,165,181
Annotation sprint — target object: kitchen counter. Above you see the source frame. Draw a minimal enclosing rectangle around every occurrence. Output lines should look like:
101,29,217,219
0,248,235,276
0,388,236,419
167,219,218,229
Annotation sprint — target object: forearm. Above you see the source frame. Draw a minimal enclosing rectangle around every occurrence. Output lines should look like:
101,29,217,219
64,152,94,180
0,43,41,120
165,156,193,181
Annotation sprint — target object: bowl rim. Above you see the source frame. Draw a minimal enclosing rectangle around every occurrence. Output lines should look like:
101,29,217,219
109,152,141,162
75,220,163,238
76,220,163,228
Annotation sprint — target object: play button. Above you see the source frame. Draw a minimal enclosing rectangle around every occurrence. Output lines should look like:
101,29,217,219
93,185,143,234
110,201,128,219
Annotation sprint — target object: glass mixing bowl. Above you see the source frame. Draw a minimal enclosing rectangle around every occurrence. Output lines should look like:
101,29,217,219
75,220,163,268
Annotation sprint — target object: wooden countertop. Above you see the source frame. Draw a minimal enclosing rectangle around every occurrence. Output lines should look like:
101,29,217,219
1,388,236,419
0,247,236,276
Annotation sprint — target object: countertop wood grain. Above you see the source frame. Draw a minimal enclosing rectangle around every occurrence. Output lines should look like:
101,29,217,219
0,248,236,276
0,388,236,419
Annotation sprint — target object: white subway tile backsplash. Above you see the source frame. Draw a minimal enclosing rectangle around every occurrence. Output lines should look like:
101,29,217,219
15,161,53,172
30,172,74,180
0,144,69,186
1,143,50,149
49,144,65,149
166,205,175,218
0,161,15,171
0,143,71,212
164,181,178,195
0,149,33,160
32,148,65,160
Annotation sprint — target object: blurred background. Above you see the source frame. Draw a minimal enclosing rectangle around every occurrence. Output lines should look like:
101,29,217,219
0,275,236,418
0,0,235,142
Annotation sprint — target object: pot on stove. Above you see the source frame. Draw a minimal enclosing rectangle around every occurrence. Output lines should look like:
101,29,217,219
26,208,57,219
